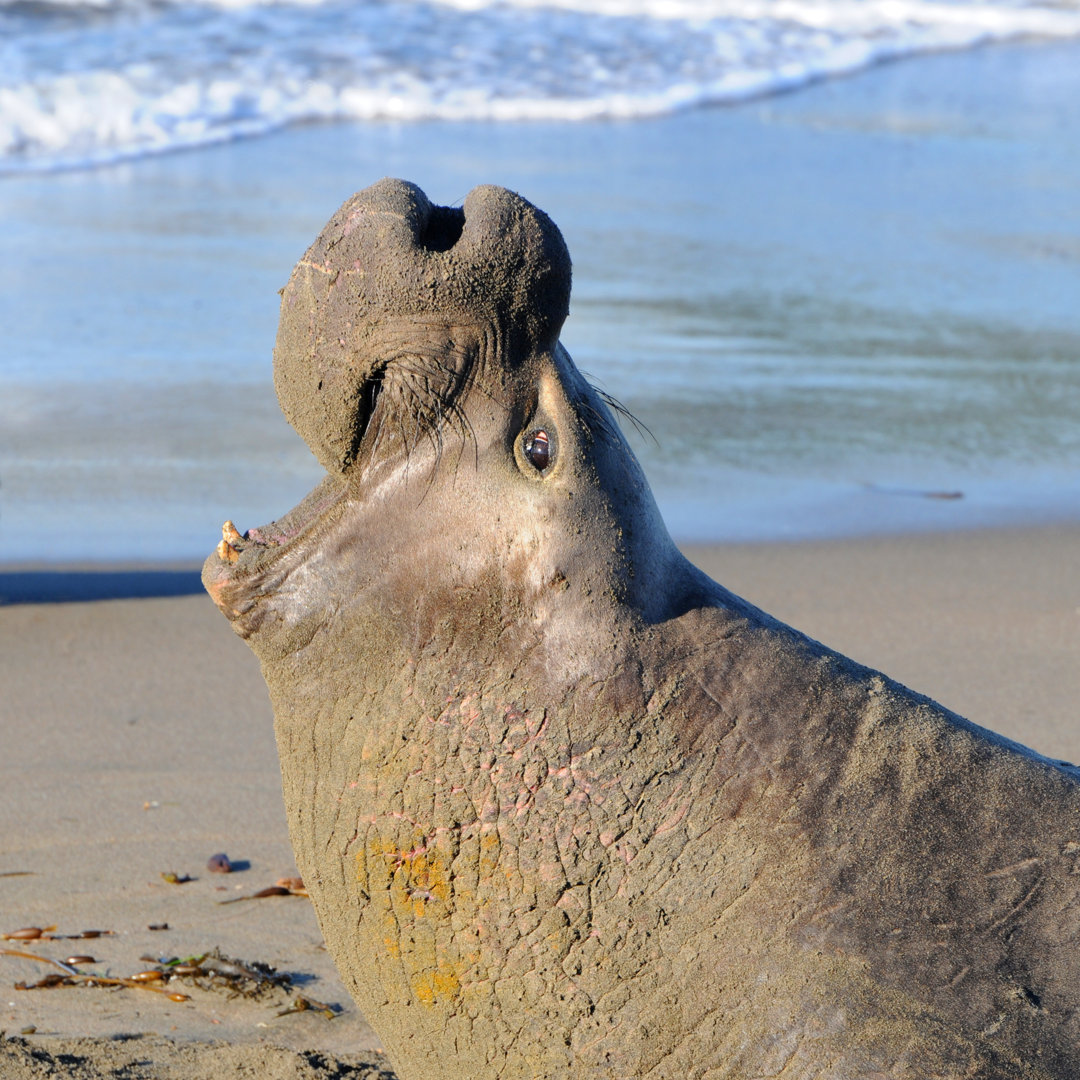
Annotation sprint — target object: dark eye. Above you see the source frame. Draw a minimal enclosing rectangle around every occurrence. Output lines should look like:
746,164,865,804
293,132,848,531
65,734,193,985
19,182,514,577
523,429,551,471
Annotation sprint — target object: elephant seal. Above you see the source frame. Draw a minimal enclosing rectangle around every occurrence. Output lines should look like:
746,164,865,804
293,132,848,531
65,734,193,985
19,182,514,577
204,179,1080,1080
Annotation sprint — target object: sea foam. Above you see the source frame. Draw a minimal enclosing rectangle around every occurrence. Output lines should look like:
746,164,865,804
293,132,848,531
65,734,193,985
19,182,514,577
1,0,1079,172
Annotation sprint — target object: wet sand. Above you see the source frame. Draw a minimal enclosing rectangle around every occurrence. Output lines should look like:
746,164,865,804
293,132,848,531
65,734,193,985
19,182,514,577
1,525,1077,1076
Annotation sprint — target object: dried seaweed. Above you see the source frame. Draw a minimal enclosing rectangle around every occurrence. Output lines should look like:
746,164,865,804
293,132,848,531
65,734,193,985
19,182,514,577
1,927,113,941
217,878,308,904
146,948,338,1017
3,946,338,1018
2,949,189,1001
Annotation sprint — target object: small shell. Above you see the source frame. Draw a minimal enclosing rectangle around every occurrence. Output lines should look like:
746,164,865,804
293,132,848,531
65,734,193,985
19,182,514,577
130,970,164,982
65,955,96,965
4,927,44,940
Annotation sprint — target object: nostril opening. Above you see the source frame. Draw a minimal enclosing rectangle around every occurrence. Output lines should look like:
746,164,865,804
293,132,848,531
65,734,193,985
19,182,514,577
419,206,465,252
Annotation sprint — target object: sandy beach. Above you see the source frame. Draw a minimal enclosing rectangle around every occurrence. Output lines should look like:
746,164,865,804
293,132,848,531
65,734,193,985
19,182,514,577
1,526,1077,1076
0,579,393,1077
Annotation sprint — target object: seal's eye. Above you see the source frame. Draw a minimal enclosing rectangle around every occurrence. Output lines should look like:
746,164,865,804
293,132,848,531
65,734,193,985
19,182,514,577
523,429,551,471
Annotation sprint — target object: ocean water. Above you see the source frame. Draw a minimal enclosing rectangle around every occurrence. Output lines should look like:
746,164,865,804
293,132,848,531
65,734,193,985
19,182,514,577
3,0,1080,173
1,4,1079,561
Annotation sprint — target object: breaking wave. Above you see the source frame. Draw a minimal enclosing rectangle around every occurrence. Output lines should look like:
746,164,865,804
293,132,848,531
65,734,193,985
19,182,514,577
2,0,1079,172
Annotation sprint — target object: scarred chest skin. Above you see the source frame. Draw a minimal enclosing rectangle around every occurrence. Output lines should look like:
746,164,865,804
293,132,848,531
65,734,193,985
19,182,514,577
206,179,1080,1080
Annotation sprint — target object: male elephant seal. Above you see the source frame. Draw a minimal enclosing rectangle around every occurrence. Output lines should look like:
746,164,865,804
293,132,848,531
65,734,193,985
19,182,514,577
204,179,1080,1080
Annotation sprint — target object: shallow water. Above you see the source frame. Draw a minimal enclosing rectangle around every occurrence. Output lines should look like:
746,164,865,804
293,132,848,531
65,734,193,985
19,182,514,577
1,41,1079,560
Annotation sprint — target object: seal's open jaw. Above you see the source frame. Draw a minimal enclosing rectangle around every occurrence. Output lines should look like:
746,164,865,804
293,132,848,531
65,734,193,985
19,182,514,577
202,471,348,624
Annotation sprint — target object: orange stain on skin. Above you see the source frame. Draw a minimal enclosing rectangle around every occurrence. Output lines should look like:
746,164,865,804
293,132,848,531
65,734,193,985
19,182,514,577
478,829,501,874
390,846,451,917
360,836,460,965
360,838,451,902
356,833,487,1008
411,965,462,1006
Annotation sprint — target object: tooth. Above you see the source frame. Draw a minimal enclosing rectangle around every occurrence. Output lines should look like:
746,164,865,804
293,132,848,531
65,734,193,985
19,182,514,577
217,539,240,563
217,520,242,563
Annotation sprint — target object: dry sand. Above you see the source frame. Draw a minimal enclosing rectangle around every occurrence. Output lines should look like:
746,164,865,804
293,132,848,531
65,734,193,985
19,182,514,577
1,526,1078,1077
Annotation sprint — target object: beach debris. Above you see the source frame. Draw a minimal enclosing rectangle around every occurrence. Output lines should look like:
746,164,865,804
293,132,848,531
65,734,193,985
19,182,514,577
217,880,308,905
160,871,194,885
1,927,111,942
143,800,161,810
1,928,51,941
139,948,338,1017
19,973,67,988
147,950,289,997
2,945,337,1018
276,995,335,1019
0,871,35,878
206,853,233,874
1,949,190,1002
148,923,169,931
130,970,165,982
218,886,289,904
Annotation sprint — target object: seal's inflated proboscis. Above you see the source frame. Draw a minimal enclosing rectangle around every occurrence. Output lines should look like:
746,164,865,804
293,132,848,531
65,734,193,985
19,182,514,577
205,180,1080,1080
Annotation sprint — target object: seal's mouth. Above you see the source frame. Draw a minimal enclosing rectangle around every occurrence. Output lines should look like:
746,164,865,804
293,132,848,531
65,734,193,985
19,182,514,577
204,362,387,614
203,471,348,621
215,472,345,565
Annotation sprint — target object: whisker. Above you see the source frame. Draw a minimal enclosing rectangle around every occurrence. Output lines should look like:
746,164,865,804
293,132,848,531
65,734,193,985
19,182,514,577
596,386,656,445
